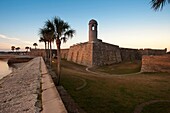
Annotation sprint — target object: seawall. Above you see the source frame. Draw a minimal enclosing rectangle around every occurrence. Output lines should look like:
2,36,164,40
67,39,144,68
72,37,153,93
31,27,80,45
0,57,67,113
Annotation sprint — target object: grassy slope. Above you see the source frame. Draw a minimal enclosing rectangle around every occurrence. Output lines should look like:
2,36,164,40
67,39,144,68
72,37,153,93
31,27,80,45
52,59,170,113
90,60,142,74
141,102,170,113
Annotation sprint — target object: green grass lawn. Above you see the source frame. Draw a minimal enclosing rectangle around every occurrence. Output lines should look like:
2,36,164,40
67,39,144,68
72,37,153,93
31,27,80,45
52,59,170,113
141,102,170,113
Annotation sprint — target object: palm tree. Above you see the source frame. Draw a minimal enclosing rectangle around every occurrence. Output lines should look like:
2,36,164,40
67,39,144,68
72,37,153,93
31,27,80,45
151,0,170,10
39,28,49,61
33,43,38,49
44,21,55,66
15,47,20,52
25,46,29,52
11,46,15,52
45,17,75,85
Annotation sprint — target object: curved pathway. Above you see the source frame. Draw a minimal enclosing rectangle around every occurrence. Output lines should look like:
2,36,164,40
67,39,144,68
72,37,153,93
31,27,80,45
86,67,141,77
75,77,87,91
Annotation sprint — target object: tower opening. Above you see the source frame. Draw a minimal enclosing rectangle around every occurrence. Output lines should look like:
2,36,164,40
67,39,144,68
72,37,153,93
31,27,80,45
92,25,95,30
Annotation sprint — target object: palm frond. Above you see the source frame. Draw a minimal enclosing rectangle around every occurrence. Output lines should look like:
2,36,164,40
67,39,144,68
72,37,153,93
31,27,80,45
39,37,47,42
39,28,45,36
45,20,55,33
151,0,169,10
53,17,73,38
64,29,75,38
61,37,67,43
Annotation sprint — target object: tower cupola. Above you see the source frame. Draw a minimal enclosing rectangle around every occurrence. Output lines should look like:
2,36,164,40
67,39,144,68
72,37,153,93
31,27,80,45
89,19,98,42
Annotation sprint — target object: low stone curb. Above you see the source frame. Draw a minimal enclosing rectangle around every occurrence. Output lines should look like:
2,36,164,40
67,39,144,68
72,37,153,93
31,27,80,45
40,57,67,113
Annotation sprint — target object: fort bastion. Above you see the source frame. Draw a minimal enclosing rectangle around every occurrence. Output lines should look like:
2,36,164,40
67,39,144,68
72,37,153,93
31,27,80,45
61,19,166,66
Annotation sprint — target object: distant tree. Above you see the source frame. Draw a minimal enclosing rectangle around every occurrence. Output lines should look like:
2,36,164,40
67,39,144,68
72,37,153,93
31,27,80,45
33,43,38,49
15,47,20,52
45,16,75,85
151,0,170,10
25,46,29,52
11,46,15,52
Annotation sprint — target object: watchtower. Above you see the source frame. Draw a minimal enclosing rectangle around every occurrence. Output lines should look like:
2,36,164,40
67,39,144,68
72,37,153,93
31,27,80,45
89,19,98,42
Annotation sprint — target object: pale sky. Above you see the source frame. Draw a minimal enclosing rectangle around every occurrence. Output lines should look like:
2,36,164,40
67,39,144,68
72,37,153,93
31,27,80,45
0,0,170,51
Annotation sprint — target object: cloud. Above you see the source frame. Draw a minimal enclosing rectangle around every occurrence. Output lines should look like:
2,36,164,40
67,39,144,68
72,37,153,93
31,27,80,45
0,34,33,45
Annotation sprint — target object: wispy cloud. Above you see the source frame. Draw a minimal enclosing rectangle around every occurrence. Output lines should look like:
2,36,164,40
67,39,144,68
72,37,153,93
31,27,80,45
0,34,33,45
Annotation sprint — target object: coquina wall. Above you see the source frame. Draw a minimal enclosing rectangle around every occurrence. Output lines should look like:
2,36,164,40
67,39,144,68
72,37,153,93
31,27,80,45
62,42,167,67
66,40,122,66
139,48,167,55
61,49,69,59
29,49,46,58
141,55,170,73
67,42,93,66
120,48,142,61
92,41,122,66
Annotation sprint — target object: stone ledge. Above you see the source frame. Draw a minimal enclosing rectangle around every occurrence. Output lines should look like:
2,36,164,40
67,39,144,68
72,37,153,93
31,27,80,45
40,58,67,113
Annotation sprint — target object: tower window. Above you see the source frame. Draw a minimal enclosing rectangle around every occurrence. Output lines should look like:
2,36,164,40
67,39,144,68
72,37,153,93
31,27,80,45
92,25,95,30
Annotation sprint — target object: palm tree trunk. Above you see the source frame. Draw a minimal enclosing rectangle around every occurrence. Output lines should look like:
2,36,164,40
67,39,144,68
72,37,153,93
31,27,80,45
49,41,52,66
56,39,61,85
45,42,47,62
48,41,50,63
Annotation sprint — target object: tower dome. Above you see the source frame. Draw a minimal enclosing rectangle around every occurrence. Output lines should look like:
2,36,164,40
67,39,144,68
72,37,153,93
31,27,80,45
89,19,98,25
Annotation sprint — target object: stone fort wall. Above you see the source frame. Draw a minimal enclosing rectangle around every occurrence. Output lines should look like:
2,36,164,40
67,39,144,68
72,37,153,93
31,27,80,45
29,49,46,57
61,49,69,59
139,48,167,55
141,55,170,73
62,45,166,66
65,40,123,66
120,48,142,62
67,42,93,66
92,41,122,66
